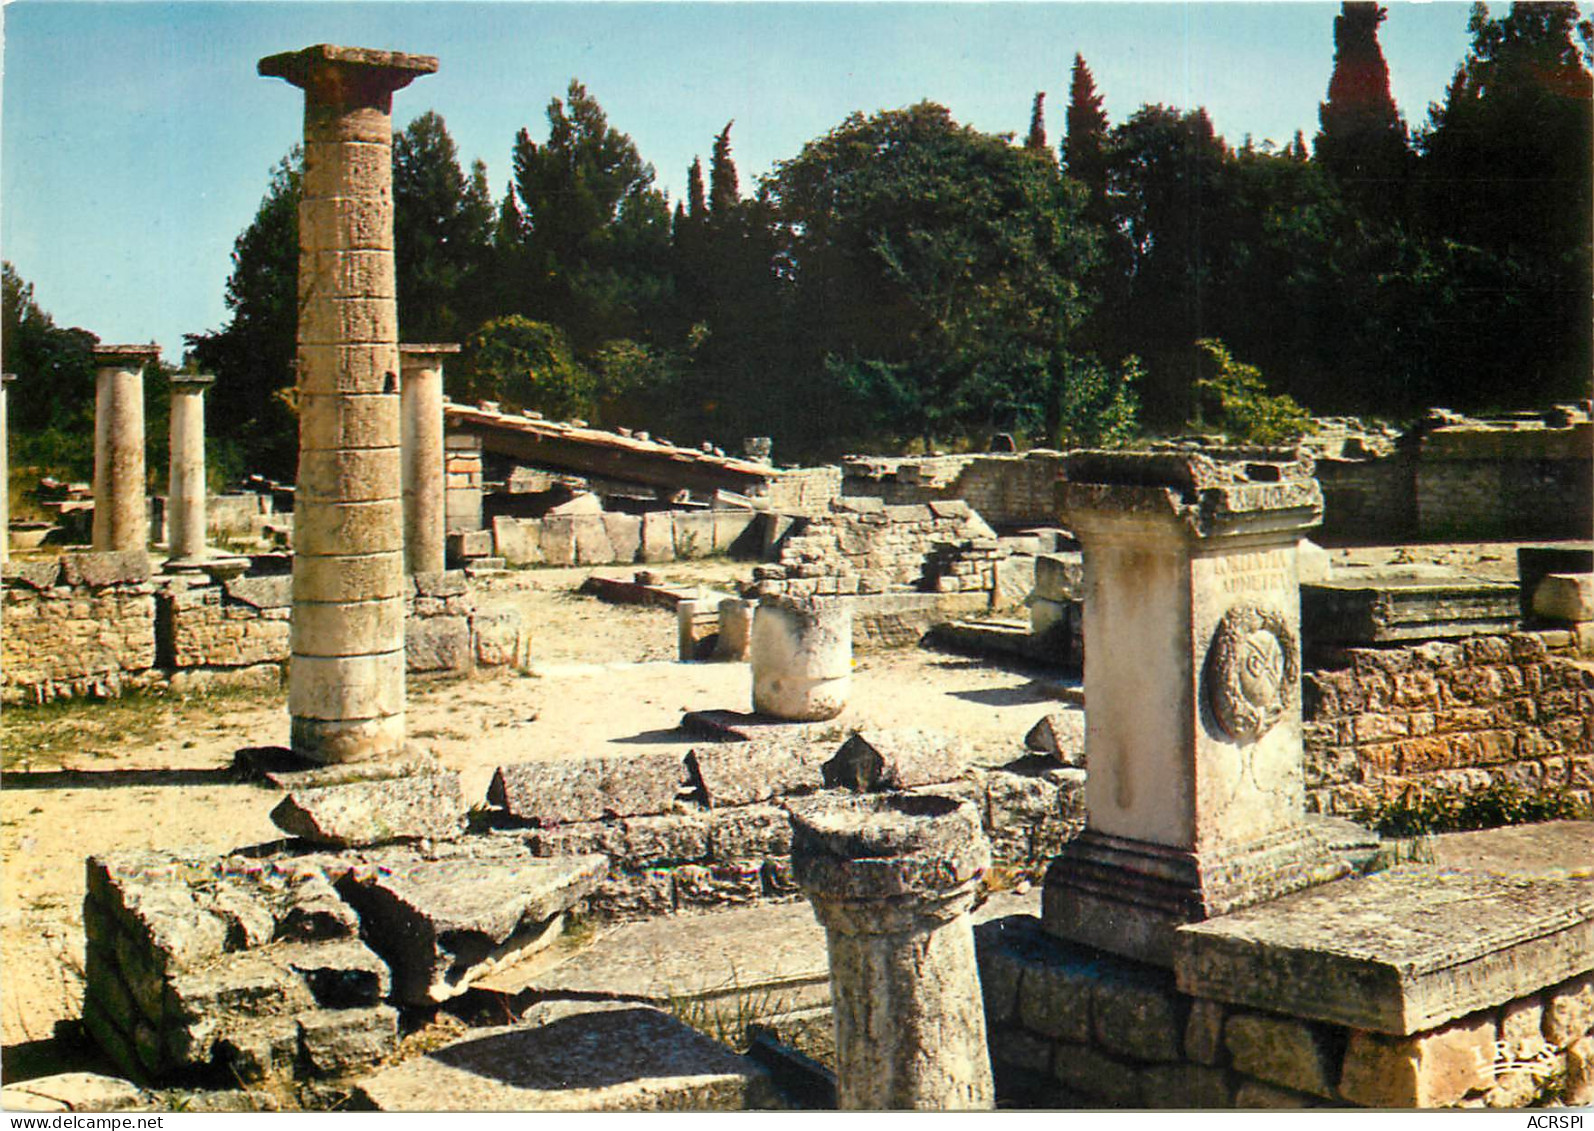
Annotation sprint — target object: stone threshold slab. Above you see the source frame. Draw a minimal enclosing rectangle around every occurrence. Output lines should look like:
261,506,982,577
1174,864,1594,1036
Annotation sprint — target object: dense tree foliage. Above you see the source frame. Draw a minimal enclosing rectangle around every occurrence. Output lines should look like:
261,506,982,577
2,263,99,475
58,2,1578,484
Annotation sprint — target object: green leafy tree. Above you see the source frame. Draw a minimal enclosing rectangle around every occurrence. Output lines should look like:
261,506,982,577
764,102,1099,453
2,262,98,475
393,111,495,342
459,315,594,419
1315,2,1412,217
184,149,302,479
507,80,674,353
1057,354,1142,448
1194,339,1312,445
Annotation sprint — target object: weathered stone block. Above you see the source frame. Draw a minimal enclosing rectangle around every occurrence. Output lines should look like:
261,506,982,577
405,614,472,673
1234,1079,1317,1108
572,515,615,564
1024,711,1085,766
673,861,764,909
299,1005,400,1078
1184,999,1228,1067
284,938,391,1008
1225,1012,1340,1098
270,771,467,846
603,513,643,563
1137,1063,1233,1109
538,517,577,566
640,511,674,563
472,608,522,668
1565,1034,1594,1105
61,550,151,588
492,517,544,566
0,1072,148,1113
1544,971,1594,1048
673,511,716,558
822,728,968,791
351,1005,779,1111
490,752,689,824
687,737,827,808
1337,1016,1496,1107
990,1028,1052,1074
709,804,793,860
1091,966,1185,1064
336,855,606,1003
1535,573,1594,622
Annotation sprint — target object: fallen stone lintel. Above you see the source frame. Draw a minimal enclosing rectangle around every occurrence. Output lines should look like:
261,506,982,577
350,1003,781,1111
1174,865,1594,1035
336,855,607,1005
489,753,690,824
270,770,467,847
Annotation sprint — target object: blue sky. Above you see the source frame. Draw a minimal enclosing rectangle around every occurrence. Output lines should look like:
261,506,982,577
3,2,1490,363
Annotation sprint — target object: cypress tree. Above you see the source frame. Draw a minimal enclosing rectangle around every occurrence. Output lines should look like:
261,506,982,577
1314,2,1410,212
687,157,706,221
710,122,740,216
1063,54,1109,215
1025,92,1048,153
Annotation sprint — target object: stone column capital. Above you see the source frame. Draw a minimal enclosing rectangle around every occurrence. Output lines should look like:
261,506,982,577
790,792,988,919
169,373,216,392
1060,449,1322,542
259,44,438,105
399,343,461,367
92,344,161,371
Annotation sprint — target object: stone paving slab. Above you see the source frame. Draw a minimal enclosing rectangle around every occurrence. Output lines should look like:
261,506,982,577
351,1003,781,1111
1427,819,1594,880
1175,864,1594,1035
486,888,1040,1008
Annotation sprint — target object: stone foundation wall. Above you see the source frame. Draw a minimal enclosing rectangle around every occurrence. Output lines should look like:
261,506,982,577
499,732,1084,921
1315,455,1417,543
979,915,1594,1109
760,465,844,515
750,498,999,599
491,508,761,567
843,452,1062,529
2,553,158,701
2,557,521,704
1302,630,1594,816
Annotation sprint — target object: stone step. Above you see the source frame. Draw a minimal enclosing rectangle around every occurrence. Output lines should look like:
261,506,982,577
477,887,1042,1019
350,1001,782,1111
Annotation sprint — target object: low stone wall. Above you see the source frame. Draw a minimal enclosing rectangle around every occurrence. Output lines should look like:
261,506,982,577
496,729,1085,921
2,556,522,704
491,508,761,567
761,465,844,515
1418,421,1592,541
1302,630,1594,816
1316,453,1417,543
843,452,1063,529
750,498,1001,599
2,552,158,701
979,915,1594,1109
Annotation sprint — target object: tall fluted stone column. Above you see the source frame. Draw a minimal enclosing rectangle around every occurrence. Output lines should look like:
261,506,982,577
260,44,437,763
1,373,13,563
165,374,214,566
91,344,159,553
1042,450,1347,966
791,792,995,1111
399,343,456,575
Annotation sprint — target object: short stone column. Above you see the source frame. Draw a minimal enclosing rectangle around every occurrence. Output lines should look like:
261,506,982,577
91,344,159,553
1042,450,1339,965
165,373,215,566
261,43,437,763
790,792,995,1110
750,594,851,720
0,373,13,563
399,343,457,575
714,597,756,661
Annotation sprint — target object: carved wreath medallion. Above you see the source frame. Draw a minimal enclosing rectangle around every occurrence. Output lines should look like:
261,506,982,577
1205,602,1298,743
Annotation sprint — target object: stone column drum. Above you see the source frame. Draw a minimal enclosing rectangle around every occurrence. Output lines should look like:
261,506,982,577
166,373,215,565
750,594,851,720
790,792,995,1110
260,44,437,763
1042,450,1346,965
399,343,456,575
91,344,160,553
0,373,13,563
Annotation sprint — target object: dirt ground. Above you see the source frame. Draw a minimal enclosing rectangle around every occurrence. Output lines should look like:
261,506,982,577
0,559,1076,1056
0,539,1552,1063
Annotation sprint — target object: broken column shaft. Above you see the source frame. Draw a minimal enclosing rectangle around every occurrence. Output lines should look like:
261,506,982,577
399,343,457,575
260,43,437,763
166,374,214,565
91,344,160,553
791,792,995,1110
750,594,852,720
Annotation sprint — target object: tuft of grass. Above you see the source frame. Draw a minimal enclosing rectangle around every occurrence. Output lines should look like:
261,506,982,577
1353,781,1589,839
663,968,804,1052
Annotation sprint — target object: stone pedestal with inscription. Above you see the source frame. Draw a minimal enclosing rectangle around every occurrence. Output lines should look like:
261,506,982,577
1042,449,1353,965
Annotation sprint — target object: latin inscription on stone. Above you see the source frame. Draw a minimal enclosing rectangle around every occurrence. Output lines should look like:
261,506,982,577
1214,549,1290,597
